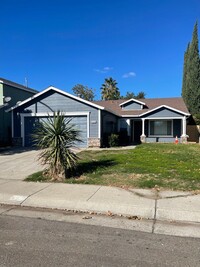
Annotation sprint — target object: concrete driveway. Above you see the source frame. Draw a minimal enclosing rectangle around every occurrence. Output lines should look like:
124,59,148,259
0,148,44,180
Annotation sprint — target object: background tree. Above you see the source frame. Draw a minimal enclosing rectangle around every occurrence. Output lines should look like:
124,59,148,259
72,84,95,101
182,22,200,115
101,77,120,100
32,111,82,181
121,91,146,99
135,91,146,99
182,43,190,103
121,91,135,99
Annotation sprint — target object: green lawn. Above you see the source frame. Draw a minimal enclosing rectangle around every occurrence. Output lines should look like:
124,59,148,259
26,143,200,191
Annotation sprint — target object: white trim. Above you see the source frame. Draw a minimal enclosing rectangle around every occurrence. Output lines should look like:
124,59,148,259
20,111,90,117
121,115,187,119
20,112,90,147
126,119,131,136
147,117,184,120
121,115,140,118
87,113,90,138
7,86,105,112
148,119,173,137
141,105,190,117
98,109,101,139
141,118,146,136
119,98,146,106
181,116,187,136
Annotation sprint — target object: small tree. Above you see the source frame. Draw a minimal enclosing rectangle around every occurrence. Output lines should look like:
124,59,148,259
32,111,82,181
72,84,95,101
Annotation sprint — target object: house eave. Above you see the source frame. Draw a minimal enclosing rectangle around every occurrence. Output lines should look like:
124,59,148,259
119,98,146,107
6,86,105,112
121,115,140,118
0,78,38,94
140,105,190,117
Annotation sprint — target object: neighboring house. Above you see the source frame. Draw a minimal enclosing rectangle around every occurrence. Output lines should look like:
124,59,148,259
7,86,191,148
0,78,38,146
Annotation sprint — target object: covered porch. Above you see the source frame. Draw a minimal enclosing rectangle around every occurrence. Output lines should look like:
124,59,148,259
122,116,189,144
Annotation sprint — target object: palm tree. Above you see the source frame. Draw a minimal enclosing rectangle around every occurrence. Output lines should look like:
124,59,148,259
32,111,82,181
101,77,120,100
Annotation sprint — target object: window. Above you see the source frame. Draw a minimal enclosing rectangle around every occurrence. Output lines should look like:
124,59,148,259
149,120,172,136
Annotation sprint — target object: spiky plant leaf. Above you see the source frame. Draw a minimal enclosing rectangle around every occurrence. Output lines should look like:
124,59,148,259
32,111,82,180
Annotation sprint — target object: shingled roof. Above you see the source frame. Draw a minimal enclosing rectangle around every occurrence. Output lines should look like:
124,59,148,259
93,97,190,117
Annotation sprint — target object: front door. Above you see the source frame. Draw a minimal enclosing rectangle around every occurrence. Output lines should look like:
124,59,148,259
131,120,142,144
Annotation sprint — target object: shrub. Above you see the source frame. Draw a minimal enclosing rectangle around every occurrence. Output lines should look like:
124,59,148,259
108,134,119,147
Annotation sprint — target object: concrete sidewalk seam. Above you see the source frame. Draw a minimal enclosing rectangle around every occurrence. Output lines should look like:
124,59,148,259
152,199,157,234
86,186,102,201
20,183,53,205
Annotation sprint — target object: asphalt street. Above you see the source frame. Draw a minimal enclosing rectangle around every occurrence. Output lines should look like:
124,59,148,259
0,212,200,267
0,147,200,240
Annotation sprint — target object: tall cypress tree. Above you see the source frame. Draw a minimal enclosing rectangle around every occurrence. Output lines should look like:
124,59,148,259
182,22,200,115
182,43,190,105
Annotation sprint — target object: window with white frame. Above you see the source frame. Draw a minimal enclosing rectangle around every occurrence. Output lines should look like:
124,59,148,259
149,120,172,136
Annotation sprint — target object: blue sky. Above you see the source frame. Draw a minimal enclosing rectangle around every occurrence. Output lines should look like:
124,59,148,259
0,0,200,99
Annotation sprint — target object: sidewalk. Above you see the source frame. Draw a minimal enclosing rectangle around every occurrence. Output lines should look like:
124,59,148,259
0,179,200,238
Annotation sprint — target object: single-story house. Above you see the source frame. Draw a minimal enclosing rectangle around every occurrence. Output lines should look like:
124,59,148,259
0,78,38,146
7,86,191,148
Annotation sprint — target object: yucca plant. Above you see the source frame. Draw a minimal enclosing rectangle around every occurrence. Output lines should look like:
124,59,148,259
32,111,82,181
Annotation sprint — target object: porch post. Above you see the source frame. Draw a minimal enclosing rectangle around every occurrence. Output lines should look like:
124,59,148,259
181,116,188,143
140,118,146,143
126,119,131,136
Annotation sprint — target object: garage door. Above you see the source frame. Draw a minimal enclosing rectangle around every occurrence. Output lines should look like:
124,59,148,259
24,116,88,148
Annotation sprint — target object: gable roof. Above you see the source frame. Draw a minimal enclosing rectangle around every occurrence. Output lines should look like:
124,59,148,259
7,86,105,112
93,97,190,117
0,77,38,94
119,98,146,106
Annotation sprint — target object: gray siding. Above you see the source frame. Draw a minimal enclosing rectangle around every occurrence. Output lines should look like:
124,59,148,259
14,90,100,138
146,137,175,143
143,107,184,118
122,101,142,110
1,84,36,145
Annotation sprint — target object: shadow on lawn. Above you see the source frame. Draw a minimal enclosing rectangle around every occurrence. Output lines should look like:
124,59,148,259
73,159,116,177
